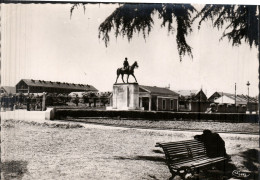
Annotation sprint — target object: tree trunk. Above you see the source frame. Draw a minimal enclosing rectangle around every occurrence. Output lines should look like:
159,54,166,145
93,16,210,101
257,5,260,115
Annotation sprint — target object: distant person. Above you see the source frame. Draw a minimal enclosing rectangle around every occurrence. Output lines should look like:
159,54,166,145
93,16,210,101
18,93,23,108
123,57,129,70
75,95,79,106
0,95,2,109
10,94,14,111
194,129,230,159
26,95,31,111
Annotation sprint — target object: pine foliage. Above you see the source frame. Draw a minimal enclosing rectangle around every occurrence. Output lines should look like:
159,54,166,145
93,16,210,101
98,3,196,61
194,5,259,48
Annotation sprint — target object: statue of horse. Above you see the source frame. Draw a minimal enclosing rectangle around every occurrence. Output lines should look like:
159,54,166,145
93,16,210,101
115,61,139,84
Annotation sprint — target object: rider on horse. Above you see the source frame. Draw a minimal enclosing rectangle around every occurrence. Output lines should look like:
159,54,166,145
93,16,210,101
116,59,138,84
123,57,129,71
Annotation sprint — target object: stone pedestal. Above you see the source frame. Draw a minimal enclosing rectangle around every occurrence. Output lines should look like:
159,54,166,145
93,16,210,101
107,83,140,110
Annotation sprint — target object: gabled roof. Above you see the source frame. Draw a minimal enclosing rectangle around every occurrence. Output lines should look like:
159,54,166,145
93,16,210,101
17,79,98,92
176,90,199,97
213,92,258,103
216,92,234,97
0,86,16,94
139,85,179,96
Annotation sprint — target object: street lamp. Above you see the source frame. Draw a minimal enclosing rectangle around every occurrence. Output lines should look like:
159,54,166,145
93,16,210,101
246,81,250,112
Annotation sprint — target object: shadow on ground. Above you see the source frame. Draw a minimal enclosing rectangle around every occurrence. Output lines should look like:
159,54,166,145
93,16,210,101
240,149,259,180
0,160,28,180
152,149,164,154
113,148,259,179
205,149,260,180
114,155,165,163
202,161,237,180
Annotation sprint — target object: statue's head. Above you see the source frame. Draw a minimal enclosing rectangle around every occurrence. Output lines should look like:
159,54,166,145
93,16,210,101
125,57,128,60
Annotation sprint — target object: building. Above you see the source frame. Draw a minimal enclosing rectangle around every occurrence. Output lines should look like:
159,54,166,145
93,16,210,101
16,79,98,94
208,92,234,102
139,85,179,111
0,86,16,95
213,93,258,112
209,91,258,106
177,89,210,112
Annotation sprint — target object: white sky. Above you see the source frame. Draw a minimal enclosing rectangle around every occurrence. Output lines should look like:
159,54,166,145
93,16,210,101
1,3,259,97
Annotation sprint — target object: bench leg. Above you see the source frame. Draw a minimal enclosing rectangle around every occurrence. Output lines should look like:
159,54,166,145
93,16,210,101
177,167,195,180
169,170,177,180
169,174,176,180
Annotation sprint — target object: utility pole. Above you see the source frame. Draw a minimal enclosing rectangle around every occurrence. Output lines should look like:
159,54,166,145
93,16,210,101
246,81,250,112
235,83,236,106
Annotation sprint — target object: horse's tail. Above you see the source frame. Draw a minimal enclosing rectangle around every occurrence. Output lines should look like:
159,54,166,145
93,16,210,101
116,68,120,75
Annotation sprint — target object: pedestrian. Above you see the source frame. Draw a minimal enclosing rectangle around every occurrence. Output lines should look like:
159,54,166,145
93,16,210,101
194,129,230,159
26,95,31,111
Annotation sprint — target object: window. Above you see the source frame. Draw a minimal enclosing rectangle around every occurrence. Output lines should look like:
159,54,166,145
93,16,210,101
170,99,174,110
162,99,166,110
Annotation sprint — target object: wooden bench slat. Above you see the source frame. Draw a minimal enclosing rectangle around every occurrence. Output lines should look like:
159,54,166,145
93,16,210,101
163,144,205,150
157,141,204,147
177,157,227,168
169,156,210,167
163,145,205,150
165,147,206,153
169,156,226,168
155,139,228,179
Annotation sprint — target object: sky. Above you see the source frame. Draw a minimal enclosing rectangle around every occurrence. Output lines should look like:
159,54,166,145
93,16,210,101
1,3,259,97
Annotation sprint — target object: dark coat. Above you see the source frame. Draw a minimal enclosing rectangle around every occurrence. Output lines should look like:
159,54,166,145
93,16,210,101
194,131,227,158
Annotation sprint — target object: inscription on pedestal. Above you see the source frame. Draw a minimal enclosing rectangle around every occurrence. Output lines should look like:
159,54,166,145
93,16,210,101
109,83,140,110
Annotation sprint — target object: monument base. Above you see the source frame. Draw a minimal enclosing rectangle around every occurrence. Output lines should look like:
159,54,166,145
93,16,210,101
106,106,143,111
106,83,142,110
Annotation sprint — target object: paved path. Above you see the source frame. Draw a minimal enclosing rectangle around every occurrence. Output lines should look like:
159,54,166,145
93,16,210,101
6,116,257,139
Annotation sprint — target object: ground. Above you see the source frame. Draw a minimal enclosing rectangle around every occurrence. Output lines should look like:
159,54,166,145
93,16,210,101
1,119,259,180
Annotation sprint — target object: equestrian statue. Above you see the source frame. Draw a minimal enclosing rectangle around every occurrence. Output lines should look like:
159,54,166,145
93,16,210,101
115,57,139,84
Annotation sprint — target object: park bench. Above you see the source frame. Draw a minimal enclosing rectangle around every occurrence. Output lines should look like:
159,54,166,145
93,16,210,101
155,139,228,180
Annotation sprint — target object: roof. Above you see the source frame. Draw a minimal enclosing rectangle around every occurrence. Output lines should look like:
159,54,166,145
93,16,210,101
214,92,258,103
0,86,16,94
176,90,199,97
69,91,112,98
139,85,179,96
216,92,234,97
17,79,98,92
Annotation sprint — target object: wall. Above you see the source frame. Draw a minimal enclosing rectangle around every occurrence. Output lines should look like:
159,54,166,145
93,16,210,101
1,108,55,121
190,102,211,112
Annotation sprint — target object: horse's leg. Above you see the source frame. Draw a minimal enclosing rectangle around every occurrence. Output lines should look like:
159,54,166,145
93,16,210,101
115,75,119,84
132,74,138,83
127,74,130,83
121,74,125,83
115,69,120,83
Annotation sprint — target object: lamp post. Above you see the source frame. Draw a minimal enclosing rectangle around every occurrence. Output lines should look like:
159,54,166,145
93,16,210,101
235,83,237,113
246,81,250,112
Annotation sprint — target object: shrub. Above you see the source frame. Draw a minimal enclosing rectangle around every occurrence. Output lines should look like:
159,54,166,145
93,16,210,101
54,109,259,123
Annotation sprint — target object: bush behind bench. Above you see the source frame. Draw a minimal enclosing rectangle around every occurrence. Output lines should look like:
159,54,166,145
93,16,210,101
54,109,259,123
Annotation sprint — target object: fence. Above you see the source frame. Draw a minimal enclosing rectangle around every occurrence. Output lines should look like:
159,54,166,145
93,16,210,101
0,94,68,111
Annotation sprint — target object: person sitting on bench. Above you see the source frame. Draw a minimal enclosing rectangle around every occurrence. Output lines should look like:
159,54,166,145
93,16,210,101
194,129,230,159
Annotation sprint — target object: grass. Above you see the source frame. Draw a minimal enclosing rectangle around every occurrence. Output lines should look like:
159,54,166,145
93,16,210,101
1,119,259,180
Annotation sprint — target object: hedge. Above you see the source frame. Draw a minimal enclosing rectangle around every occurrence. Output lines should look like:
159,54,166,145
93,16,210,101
54,109,259,123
